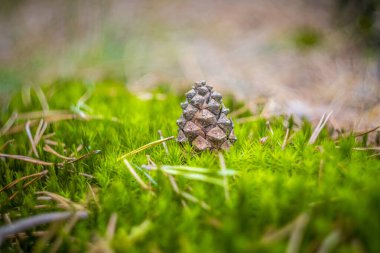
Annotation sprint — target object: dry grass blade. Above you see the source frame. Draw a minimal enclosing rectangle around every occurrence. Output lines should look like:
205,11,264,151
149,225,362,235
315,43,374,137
5,113,83,135
286,213,310,253
354,124,380,137
351,147,380,151
6,175,47,203
123,159,151,190
179,191,211,210
106,213,118,241
282,128,290,150
64,150,101,164
317,230,341,253
34,120,48,146
1,170,48,193
230,105,249,118
158,130,169,155
0,153,55,166
17,110,71,120
308,111,333,145
117,136,175,161
36,191,85,211
3,214,23,251
236,116,260,124
25,120,39,158
0,139,14,151
0,211,88,245
43,145,74,160
42,132,56,139
0,112,18,136
218,152,231,203
35,86,50,112
49,213,81,253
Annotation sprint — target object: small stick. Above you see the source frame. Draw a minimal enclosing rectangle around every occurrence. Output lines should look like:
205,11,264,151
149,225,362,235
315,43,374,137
158,130,169,155
25,121,39,158
123,159,151,190
118,136,175,161
0,211,88,245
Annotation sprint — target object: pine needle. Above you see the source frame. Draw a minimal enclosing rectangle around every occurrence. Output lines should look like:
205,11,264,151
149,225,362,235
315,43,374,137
0,211,88,245
123,159,151,190
308,111,333,145
0,170,48,193
117,136,175,161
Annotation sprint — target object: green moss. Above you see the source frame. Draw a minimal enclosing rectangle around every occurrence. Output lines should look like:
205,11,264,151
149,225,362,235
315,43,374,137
0,81,379,252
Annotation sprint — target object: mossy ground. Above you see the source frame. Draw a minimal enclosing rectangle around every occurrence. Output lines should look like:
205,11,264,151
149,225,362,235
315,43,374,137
0,81,379,253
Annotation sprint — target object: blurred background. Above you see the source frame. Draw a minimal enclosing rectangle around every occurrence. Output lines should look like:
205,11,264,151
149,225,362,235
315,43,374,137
0,0,379,128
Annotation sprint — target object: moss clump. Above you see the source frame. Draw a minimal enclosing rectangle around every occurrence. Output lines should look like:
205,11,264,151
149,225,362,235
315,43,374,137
0,81,379,252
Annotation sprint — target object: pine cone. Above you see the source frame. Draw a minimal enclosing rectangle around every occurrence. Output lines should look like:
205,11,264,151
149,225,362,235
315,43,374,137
177,81,237,151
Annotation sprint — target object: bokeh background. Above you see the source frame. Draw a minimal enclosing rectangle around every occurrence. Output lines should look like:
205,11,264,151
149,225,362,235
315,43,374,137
0,0,379,128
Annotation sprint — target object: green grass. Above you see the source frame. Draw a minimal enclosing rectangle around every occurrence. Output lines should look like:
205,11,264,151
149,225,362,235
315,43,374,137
0,81,379,253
